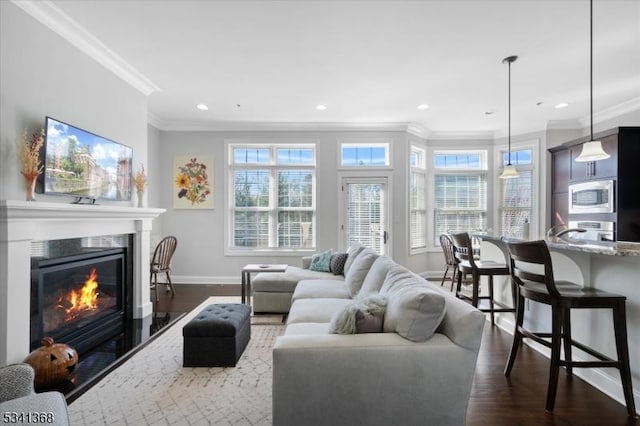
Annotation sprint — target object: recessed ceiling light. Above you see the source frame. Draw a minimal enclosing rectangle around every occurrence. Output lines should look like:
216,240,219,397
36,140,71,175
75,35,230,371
555,102,569,109
316,104,327,111
196,104,209,111
417,104,430,110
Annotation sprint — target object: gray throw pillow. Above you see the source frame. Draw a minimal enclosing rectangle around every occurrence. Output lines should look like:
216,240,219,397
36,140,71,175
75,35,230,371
329,252,348,275
383,286,446,342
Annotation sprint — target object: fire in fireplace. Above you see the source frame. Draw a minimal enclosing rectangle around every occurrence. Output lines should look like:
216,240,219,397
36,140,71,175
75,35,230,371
31,244,130,354
48,267,117,330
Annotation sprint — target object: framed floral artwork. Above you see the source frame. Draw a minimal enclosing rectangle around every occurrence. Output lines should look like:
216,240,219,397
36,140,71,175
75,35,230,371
173,156,213,209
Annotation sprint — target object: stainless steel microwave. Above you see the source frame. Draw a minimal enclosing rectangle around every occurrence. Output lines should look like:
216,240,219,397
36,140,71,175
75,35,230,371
568,180,614,214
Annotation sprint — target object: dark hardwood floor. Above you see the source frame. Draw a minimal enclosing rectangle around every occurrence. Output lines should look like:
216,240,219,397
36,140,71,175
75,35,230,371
156,284,638,425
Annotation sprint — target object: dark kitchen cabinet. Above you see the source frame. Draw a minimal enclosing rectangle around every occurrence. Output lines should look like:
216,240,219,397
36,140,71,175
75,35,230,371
552,148,570,193
549,127,640,242
569,135,618,182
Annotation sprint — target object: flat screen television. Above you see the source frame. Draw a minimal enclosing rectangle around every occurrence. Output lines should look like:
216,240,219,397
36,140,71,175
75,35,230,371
43,117,133,203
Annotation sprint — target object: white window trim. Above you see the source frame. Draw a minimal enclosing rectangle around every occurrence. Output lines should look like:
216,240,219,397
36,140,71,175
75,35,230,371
493,139,539,240
224,139,318,256
409,144,427,255
337,138,393,170
427,148,489,251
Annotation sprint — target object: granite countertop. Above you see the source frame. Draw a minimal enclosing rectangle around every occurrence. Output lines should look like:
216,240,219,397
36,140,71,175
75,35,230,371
473,234,640,257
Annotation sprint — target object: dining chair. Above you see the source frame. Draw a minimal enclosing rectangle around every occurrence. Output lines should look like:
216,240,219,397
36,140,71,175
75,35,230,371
439,234,458,291
150,236,178,302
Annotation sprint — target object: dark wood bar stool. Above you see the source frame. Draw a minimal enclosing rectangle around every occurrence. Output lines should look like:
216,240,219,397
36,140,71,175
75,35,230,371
504,239,636,417
450,232,515,325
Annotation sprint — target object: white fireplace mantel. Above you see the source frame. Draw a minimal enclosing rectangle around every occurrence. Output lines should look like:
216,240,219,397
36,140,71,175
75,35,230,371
0,200,165,365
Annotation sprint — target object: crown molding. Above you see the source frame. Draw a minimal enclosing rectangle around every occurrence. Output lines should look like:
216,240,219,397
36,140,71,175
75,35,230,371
428,130,495,140
578,96,640,127
12,0,161,96
149,120,421,133
546,120,582,130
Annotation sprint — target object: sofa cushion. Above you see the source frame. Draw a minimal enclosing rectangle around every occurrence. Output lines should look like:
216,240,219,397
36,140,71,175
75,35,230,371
292,280,350,302
383,286,446,342
284,322,331,336
344,249,379,297
343,244,366,276
287,298,353,324
358,255,395,296
329,252,348,275
379,264,424,295
252,266,341,293
309,249,333,272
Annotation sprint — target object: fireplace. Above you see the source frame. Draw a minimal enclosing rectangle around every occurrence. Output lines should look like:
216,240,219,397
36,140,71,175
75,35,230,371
30,236,133,354
0,200,164,365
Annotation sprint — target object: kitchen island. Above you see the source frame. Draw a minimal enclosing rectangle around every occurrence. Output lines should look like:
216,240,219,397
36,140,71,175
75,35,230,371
474,234,640,412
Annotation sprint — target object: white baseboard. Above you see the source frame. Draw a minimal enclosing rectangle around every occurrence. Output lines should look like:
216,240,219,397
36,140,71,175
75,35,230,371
170,275,240,285
493,314,639,411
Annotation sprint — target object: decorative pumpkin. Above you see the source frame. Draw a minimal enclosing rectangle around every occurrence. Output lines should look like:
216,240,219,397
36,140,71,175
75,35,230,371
24,336,79,389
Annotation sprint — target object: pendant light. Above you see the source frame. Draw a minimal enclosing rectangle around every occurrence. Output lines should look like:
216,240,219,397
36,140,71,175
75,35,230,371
575,0,610,162
500,55,519,179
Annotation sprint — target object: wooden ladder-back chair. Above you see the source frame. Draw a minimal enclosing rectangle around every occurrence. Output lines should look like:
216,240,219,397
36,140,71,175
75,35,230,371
150,236,177,302
504,239,636,417
439,234,458,291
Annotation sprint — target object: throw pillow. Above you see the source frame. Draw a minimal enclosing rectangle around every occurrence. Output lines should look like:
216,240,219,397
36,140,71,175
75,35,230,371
344,249,379,297
383,286,446,342
328,303,360,334
329,294,387,335
309,249,333,272
329,252,348,275
355,310,384,333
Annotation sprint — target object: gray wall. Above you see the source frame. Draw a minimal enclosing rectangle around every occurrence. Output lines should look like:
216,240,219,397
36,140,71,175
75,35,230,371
154,130,415,283
0,1,148,203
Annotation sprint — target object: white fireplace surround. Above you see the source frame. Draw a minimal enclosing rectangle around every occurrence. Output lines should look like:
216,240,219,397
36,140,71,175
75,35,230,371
0,200,165,365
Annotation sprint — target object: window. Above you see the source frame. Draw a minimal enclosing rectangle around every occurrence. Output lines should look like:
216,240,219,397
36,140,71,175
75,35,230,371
409,146,426,251
341,142,390,167
433,151,487,246
499,148,533,238
229,144,315,251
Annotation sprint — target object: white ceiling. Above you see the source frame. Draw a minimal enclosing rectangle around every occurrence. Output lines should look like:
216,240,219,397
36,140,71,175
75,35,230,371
21,0,640,136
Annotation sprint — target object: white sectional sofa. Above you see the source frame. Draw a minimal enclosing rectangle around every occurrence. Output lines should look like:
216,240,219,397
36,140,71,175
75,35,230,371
251,256,343,313
272,245,486,426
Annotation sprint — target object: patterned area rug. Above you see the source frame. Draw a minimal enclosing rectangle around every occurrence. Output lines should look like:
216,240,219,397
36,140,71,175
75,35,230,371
68,297,284,425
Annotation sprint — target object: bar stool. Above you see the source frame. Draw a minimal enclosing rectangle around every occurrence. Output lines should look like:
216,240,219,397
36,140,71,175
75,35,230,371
450,232,515,325
504,239,636,417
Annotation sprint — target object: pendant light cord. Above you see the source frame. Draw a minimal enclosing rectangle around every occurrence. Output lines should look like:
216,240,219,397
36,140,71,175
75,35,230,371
590,0,594,141
508,59,512,165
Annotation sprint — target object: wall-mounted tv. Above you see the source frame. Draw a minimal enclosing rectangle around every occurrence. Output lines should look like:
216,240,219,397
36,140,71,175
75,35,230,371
43,117,133,203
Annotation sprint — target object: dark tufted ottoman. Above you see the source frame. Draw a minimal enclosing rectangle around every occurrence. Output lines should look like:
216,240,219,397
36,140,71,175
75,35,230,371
182,304,251,367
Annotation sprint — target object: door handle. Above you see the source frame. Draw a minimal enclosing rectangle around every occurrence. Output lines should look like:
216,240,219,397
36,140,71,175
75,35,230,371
383,231,388,244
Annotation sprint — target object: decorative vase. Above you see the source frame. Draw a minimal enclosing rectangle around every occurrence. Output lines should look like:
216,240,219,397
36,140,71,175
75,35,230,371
137,190,144,208
25,175,37,201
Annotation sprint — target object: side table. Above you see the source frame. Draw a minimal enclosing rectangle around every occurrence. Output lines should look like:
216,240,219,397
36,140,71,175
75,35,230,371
241,264,288,308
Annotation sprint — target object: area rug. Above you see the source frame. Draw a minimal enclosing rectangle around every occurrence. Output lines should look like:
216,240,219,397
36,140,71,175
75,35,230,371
68,297,284,425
